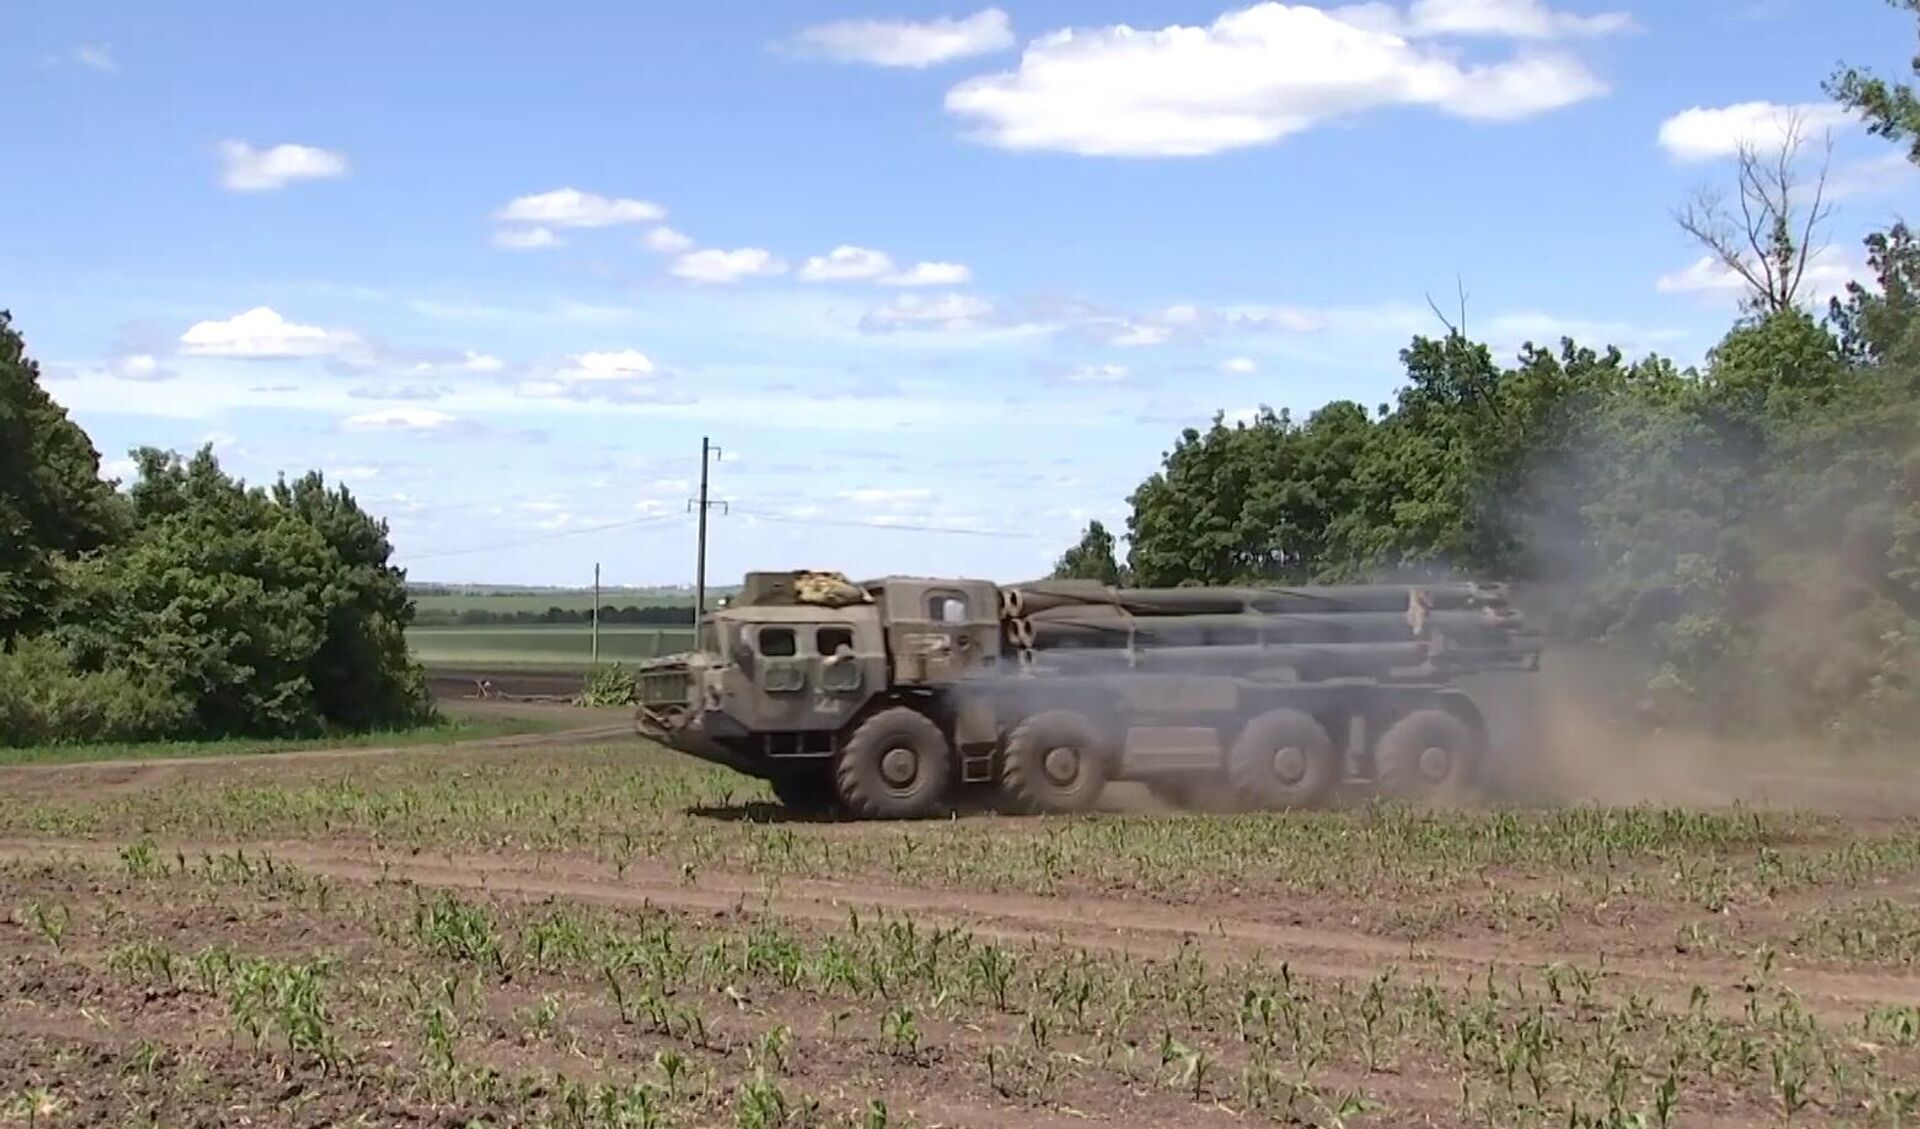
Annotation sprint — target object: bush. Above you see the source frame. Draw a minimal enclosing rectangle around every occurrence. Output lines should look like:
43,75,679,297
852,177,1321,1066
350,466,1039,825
0,636,192,747
52,447,435,739
580,662,636,707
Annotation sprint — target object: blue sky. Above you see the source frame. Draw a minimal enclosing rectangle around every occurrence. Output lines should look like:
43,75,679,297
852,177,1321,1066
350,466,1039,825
8,1,1916,587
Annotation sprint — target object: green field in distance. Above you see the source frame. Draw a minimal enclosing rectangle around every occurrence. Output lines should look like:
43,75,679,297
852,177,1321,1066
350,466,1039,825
407,625,696,668
412,590,697,616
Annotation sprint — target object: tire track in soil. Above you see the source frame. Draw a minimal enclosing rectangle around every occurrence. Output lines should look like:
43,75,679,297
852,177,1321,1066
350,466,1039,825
5,837,1916,1017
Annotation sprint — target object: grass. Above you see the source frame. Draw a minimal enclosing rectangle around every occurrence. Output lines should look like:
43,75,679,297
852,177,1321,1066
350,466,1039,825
0,711,576,767
407,625,695,668
9,736,1920,1125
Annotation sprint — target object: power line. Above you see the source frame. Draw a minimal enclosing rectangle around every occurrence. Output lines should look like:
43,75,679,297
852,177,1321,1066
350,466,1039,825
404,513,686,562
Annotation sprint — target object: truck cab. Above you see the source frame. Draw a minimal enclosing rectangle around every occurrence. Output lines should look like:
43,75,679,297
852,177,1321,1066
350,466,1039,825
634,571,1004,810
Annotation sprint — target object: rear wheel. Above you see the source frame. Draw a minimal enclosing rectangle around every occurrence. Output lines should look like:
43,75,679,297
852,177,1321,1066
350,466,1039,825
1226,708,1343,810
835,706,953,819
1000,710,1110,813
1374,708,1482,803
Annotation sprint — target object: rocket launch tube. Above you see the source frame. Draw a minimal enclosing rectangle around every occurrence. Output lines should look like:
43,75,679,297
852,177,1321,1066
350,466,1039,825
1004,580,1511,618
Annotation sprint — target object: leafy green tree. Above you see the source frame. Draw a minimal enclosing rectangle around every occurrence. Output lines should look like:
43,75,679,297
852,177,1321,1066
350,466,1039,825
1126,402,1372,586
272,471,429,730
1826,0,1920,162
0,310,128,640
56,446,433,737
1051,519,1123,585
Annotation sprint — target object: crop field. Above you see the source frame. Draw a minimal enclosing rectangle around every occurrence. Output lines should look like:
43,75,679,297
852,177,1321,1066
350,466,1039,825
409,625,697,669
412,590,699,617
4,720,1920,1128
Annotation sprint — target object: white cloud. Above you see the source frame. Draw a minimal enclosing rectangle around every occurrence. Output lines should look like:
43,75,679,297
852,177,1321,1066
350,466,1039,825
515,349,674,402
1655,247,1861,306
218,140,349,191
343,408,461,432
860,292,996,332
1341,0,1636,40
493,188,665,228
1221,305,1331,332
1063,363,1129,383
1656,101,1855,162
794,8,1015,67
799,248,976,287
943,2,1610,157
671,247,788,283
1109,324,1174,347
1656,257,1757,297
109,354,173,381
644,226,695,254
408,350,506,375
840,487,935,505
100,457,138,482
493,226,561,250
881,261,974,287
1221,356,1259,374
558,349,657,381
179,307,359,358
72,44,116,71
1829,150,1920,200
800,245,897,282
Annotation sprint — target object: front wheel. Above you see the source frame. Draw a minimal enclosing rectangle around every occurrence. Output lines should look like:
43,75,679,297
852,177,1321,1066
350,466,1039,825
834,706,953,819
1000,710,1110,813
1227,708,1343,810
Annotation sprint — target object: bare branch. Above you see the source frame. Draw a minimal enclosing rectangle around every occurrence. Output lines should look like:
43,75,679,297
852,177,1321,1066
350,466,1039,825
1672,104,1839,315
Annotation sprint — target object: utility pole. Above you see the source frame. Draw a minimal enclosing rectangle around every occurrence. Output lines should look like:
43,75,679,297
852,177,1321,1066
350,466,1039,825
591,561,600,665
690,436,726,629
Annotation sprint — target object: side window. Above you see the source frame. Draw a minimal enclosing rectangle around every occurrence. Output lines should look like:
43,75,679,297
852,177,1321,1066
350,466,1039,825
817,627,854,655
759,626,797,657
929,593,968,625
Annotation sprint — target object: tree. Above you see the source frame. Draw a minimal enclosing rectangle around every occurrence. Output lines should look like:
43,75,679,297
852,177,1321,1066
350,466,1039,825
55,446,434,737
0,310,128,641
1673,110,1836,316
1051,519,1123,585
1126,402,1373,586
1826,0,1920,162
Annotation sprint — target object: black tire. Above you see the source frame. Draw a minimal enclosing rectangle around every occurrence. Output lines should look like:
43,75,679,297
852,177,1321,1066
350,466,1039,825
1226,708,1343,810
1374,708,1483,802
768,774,840,815
834,706,953,819
1000,710,1110,813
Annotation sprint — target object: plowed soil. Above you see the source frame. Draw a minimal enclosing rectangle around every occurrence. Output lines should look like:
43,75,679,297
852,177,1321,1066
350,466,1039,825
4,720,1920,1127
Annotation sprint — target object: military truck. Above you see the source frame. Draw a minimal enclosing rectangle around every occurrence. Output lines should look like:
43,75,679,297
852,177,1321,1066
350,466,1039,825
634,569,1539,819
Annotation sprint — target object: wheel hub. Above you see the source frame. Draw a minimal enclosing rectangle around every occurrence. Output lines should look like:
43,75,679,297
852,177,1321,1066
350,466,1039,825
1418,745,1451,780
880,746,919,787
1042,745,1080,785
1272,746,1307,784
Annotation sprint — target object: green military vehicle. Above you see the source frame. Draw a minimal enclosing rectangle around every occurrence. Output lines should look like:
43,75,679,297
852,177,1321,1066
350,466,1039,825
635,569,1539,819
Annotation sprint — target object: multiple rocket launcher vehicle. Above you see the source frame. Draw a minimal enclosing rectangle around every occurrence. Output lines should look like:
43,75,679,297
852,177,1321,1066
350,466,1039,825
635,570,1541,819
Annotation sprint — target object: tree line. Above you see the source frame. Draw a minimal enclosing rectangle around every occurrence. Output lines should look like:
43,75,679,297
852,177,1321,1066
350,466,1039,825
414,605,696,627
0,318,431,745
1053,22,1920,740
